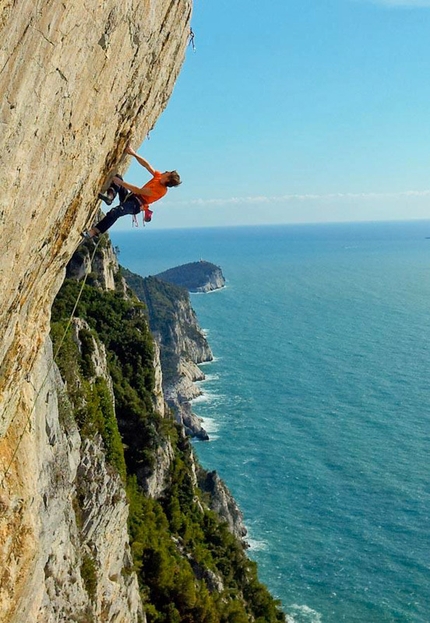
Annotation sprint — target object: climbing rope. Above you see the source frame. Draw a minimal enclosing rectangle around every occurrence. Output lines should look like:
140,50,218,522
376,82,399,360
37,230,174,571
0,236,101,495
188,27,196,51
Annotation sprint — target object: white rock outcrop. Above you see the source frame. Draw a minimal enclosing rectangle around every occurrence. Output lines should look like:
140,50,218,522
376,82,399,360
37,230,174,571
0,1,192,621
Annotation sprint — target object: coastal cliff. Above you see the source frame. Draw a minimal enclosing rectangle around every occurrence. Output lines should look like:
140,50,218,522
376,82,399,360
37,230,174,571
122,269,212,439
0,1,191,620
51,238,283,622
155,261,226,293
0,0,192,433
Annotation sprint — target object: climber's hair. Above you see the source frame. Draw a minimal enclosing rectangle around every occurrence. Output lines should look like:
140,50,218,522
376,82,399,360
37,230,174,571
165,171,181,187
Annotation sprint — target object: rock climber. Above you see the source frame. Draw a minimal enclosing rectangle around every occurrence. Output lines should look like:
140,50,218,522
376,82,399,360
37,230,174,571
82,144,181,238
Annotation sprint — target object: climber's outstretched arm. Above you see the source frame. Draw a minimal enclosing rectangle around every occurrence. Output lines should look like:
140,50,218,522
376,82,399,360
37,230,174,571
126,144,156,176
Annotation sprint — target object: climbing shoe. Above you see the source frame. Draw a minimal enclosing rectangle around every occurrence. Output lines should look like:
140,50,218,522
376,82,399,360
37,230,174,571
98,191,114,206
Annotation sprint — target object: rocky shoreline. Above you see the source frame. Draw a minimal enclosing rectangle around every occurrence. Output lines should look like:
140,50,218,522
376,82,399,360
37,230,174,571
104,253,249,544
123,264,226,441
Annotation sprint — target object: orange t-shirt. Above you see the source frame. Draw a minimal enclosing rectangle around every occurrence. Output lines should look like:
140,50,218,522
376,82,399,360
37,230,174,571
138,171,167,206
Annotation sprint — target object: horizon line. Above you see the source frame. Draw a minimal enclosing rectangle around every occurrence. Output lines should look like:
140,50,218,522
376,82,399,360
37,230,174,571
162,189,430,208
110,216,430,233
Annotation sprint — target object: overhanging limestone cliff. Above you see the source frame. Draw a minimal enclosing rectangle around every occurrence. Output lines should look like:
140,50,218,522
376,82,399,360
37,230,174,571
0,0,192,431
0,1,192,621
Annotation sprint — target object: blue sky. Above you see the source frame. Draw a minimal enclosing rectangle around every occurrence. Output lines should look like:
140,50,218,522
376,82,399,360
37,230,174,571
119,0,430,230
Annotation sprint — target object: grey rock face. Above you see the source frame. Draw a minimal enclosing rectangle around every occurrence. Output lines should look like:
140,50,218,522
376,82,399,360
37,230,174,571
0,1,191,615
0,338,144,623
199,470,248,544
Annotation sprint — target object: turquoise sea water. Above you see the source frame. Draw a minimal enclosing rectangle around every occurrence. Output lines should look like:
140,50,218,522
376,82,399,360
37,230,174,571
111,221,430,623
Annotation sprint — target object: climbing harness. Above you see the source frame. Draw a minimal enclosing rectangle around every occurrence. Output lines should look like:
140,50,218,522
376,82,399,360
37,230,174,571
132,208,153,228
127,193,153,228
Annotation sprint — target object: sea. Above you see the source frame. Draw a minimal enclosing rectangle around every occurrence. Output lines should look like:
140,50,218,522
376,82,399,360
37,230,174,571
111,220,430,623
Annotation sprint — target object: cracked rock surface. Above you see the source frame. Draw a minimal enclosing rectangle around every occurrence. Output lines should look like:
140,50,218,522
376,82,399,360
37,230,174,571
0,1,191,621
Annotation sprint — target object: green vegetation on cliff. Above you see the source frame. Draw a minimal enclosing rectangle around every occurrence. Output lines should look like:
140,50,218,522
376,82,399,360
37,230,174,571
52,281,158,475
51,269,285,623
122,270,210,385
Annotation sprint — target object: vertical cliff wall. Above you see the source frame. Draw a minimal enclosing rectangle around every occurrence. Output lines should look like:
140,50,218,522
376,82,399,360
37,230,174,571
0,0,192,432
0,1,192,621
120,270,213,439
